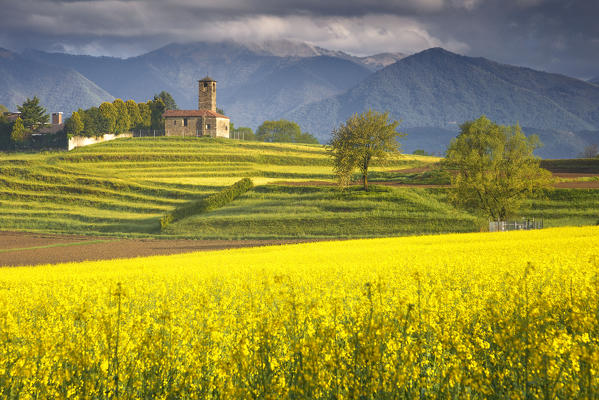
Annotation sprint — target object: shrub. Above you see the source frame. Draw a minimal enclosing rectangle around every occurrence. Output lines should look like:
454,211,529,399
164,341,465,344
160,178,253,230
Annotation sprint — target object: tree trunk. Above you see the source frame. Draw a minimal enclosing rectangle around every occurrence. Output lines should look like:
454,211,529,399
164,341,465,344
363,159,370,191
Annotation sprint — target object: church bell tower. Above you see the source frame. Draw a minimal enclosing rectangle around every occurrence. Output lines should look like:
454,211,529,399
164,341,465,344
198,76,217,112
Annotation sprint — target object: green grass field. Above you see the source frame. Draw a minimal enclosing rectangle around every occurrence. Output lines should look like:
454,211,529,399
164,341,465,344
0,137,597,238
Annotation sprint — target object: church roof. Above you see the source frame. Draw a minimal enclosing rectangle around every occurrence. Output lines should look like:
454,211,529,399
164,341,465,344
198,76,216,82
163,109,229,119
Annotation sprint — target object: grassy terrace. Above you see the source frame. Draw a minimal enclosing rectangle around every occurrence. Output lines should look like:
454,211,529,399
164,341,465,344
0,137,597,238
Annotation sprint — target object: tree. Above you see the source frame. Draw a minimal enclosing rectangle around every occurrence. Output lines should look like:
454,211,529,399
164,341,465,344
154,91,177,110
256,120,318,144
580,144,598,158
17,96,49,131
0,104,8,114
126,100,142,129
445,116,553,221
138,102,151,129
98,102,117,134
112,99,130,134
65,111,84,138
149,99,166,130
10,117,26,143
81,107,100,137
329,110,404,191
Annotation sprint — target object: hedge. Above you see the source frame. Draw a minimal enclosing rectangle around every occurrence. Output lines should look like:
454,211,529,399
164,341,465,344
160,178,253,230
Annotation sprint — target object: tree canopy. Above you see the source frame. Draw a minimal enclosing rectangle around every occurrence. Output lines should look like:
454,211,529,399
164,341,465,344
17,96,49,131
256,120,318,144
329,110,404,190
445,116,553,221
10,117,26,143
112,99,130,134
65,111,84,138
154,91,178,111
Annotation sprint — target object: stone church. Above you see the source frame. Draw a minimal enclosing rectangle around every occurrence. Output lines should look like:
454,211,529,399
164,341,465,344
163,77,230,138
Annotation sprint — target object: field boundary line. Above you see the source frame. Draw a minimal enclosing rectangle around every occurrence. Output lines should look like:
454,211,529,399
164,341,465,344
0,239,118,254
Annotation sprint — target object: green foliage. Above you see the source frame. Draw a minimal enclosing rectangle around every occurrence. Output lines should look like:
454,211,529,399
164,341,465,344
0,104,8,114
10,117,26,143
80,107,100,137
445,116,553,220
17,96,49,131
64,111,84,138
160,178,254,230
126,100,142,129
0,113,11,149
112,99,130,134
154,91,177,111
256,120,318,144
329,110,405,190
149,99,166,130
137,102,151,129
98,102,117,134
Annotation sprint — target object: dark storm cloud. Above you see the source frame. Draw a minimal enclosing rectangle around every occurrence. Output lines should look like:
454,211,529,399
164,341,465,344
0,0,597,78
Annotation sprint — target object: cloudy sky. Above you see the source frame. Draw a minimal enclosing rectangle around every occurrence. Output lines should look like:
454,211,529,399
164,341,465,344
1,0,597,79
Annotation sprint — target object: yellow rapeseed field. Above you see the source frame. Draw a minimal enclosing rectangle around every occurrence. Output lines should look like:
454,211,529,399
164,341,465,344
1,226,599,399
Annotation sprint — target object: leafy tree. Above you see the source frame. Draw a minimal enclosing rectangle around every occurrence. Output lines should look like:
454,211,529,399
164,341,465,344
0,113,10,149
98,102,117,134
10,117,26,143
445,116,553,221
65,111,84,138
137,102,151,129
329,110,404,191
17,96,49,131
126,100,142,129
149,99,166,130
0,104,8,114
81,107,100,137
153,91,177,111
112,99,130,134
256,120,318,144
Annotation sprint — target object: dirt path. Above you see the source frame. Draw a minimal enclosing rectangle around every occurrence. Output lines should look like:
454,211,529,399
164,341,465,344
0,232,315,267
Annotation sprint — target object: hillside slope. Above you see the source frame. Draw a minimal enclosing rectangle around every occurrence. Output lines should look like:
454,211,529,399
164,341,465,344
287,48,599,157
23,41,374,128
0,48,113,114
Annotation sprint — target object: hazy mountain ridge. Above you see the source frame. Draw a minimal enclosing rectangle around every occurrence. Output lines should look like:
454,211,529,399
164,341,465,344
22,41,377,127
286,48,599,157
0,48,114,114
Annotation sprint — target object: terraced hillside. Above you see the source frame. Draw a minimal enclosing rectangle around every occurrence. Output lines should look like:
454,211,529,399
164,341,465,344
0,137,450,238
1,137,597,239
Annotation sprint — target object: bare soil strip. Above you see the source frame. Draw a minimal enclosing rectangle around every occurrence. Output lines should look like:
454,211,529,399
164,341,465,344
0,232,315,267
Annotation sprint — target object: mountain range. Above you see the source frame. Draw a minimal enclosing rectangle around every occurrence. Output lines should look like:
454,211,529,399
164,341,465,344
1,40,598,158
0,48,113,115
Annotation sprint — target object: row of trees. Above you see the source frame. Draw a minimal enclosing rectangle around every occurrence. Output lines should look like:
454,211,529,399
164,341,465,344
65,98,166,138
329,111,551,221
230,120,319,144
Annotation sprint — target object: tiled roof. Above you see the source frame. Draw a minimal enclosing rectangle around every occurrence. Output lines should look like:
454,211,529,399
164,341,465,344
198,76,216,82
162,110,229,119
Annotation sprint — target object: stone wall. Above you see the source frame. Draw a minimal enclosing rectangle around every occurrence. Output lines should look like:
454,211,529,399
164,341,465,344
68,133,132,151
165,117,202,137
165,116,229,138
